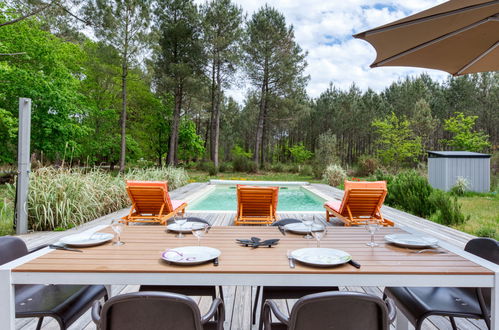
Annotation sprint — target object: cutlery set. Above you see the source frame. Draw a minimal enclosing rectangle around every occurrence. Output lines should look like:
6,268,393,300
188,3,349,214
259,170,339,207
236,237,280,248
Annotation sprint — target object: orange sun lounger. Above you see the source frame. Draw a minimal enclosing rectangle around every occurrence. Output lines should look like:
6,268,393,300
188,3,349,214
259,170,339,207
324,180,393,226
235,185,279,225
122,180,187,225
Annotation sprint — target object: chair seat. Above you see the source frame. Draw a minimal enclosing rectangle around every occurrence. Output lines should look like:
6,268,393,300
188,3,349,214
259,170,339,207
324,201,341,212
16,284,107,327
384,287,484,326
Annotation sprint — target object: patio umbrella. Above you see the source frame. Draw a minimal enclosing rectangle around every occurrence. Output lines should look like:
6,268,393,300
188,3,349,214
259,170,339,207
353,0,499,76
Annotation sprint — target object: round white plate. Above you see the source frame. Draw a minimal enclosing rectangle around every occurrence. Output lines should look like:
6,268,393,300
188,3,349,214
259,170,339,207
167,222,207,233
59,232,114,247
291,248,351,267
284,223,325,234
384,234,438,248
161,246,221,265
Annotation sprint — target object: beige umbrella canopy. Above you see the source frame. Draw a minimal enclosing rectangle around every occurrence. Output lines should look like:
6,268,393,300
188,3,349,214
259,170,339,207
354,0,499,76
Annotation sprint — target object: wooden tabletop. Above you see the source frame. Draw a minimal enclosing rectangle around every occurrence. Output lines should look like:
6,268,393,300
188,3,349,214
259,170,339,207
14,226,491,275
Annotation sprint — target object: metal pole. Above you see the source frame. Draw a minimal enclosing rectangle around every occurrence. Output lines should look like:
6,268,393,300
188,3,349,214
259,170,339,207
16,98,31,235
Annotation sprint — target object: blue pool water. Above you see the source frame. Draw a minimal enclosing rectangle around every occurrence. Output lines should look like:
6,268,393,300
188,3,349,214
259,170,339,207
188,185,325,211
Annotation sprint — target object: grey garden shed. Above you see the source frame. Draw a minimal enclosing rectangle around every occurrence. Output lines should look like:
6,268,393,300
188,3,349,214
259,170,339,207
427,151,491,193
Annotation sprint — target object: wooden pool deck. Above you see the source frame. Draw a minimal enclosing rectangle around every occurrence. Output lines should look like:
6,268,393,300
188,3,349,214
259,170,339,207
15,183,484,330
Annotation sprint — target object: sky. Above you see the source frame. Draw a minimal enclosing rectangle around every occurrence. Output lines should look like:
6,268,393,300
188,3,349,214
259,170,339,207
207,0,451,102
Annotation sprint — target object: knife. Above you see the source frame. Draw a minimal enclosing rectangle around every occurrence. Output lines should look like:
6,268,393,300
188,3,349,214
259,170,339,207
213,257,219,266
278,226,286,236
348,259,361,269
49,244,83,252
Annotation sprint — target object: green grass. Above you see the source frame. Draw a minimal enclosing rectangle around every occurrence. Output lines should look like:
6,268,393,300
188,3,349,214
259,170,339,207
0,185,14,236
186,170,322,183
454,193,499,240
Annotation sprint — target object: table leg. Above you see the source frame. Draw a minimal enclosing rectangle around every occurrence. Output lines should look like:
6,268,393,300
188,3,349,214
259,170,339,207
0,268,15,330
492,272,498,330
395,307,413,330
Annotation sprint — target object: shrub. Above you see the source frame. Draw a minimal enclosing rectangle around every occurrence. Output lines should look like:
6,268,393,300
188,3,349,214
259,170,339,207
299,164,314,177
313,131,340,178
385,170,435,218
270,162,285,173
218,162,232,173
356,155,381,177
17,166,189,231
288,143,313,163
323,164,347,187
450,176,469,196
475,226,498,240
232,156,258,173
429,190,469,226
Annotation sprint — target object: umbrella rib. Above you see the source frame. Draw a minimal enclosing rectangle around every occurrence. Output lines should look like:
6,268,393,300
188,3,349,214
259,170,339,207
356,0,499,37
372,15,499,68
456,41,499,75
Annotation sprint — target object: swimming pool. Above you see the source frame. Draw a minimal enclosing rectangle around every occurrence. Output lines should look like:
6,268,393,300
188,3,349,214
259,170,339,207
188,185,326,212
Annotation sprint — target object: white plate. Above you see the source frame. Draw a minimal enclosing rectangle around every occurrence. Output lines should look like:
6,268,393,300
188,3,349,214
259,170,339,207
284,223,325,234
167,222,207,233
59,232,114,247
291,248,351,267
161,246,221,265
384,234,439,248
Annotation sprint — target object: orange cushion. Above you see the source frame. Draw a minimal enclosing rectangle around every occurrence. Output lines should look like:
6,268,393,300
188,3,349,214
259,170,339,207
325,201,342,212
126,180,173,211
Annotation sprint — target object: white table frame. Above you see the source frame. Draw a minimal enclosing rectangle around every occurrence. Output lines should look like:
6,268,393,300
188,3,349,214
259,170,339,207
1,228,498,330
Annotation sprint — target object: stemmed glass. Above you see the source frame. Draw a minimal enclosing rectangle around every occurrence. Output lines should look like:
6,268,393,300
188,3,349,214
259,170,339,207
365,219,379,247
174,215,187,238
311,221,326,248
111,219,124,246
192,223,209,246
302,217,314,239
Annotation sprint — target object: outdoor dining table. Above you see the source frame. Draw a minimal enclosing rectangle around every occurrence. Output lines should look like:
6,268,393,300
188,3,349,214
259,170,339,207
1,225,498,330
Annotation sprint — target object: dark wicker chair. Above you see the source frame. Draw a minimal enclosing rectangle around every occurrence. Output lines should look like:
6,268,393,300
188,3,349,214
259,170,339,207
263,291,396,330
0,236,108,330
384,237,499,330
92,291,224,330
252,218,338,330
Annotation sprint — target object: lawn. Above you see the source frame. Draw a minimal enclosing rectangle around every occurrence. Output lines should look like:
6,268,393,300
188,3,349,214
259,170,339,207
455,193,499,240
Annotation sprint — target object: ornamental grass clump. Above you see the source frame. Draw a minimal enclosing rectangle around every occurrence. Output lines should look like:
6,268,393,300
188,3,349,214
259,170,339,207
12,166,188,231
26,167,128,231
323,164,347,187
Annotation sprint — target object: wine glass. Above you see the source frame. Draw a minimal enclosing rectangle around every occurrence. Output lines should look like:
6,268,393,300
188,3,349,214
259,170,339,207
302,217,314,239
174,215,188,238
192,223,209,246
111,219,124,246
365,219,379,247
311,222,326,248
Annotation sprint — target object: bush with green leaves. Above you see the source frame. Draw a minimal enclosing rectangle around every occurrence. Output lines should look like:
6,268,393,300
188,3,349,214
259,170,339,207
14,166,188,231
429,190,469,226
313,131,340,178
384,170,435,218
299,164,314,177
218,162,232,173
356,155,381,177
288,143,313,164
323,164,347,187
442,112,491,152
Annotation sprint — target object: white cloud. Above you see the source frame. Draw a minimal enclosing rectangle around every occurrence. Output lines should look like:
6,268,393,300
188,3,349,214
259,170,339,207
198,0,450,102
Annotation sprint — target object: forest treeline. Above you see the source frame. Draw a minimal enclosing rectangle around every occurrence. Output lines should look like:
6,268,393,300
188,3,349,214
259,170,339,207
0,0,497,173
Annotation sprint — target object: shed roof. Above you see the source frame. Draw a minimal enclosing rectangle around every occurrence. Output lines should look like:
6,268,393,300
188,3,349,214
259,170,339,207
427,151,491,158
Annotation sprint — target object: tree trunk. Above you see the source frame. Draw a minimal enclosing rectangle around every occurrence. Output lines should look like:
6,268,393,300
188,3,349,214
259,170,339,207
254,64,268,167
167,85,182,166
210,58,221,168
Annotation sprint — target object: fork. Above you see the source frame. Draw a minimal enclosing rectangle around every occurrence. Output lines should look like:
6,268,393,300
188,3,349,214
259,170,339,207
411,248,446,254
